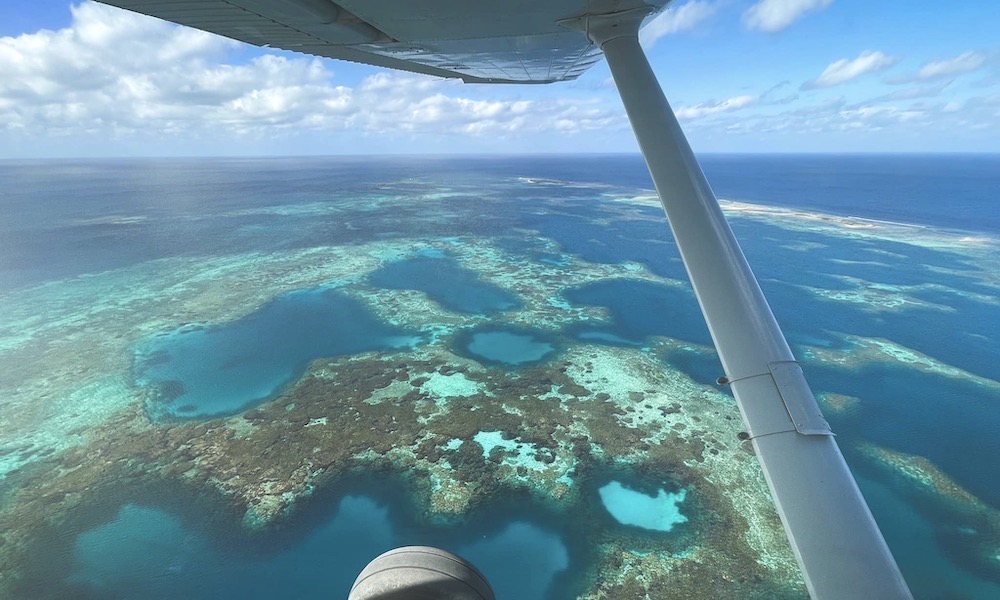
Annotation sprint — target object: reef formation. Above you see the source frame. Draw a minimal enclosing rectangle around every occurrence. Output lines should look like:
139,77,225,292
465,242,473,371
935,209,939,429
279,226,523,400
3,162,999,598
0,234,808,599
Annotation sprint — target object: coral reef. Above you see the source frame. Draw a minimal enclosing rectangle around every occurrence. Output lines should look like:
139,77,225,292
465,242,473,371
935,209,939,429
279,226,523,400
0,338,806,598
0,233,811,598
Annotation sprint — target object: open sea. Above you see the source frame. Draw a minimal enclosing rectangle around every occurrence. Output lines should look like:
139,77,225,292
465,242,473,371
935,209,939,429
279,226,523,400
0,154,998,599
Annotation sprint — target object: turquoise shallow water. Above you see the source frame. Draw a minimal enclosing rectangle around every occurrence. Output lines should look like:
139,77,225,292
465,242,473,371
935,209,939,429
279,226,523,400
1,155,999,598
598,481,688,532
464,330,556,365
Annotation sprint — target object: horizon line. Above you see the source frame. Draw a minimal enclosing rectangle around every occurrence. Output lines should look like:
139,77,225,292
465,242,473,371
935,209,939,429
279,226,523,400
3,150,1000,162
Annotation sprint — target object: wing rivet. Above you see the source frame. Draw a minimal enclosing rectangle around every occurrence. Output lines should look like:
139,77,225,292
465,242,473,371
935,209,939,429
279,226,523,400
737,431,750,441
716,376,729,385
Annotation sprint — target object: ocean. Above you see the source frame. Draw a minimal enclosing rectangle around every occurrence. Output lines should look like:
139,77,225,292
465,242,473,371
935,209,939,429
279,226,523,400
0,154,998,599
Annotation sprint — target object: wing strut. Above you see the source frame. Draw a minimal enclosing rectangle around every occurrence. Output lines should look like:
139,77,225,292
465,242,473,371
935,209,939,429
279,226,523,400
562,8,912,599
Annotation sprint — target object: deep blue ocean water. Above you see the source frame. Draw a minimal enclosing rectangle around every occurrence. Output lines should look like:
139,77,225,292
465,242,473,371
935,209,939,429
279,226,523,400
1,154,999,599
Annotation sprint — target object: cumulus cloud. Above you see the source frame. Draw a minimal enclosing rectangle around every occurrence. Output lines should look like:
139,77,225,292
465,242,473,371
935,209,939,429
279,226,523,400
0,2,625,150
692,98,900,139
640,1,718,47
349,73,620,135
743,0,833,33
686,91,1000,149
802,50,898,89
675,95,757,119
656,70,997,149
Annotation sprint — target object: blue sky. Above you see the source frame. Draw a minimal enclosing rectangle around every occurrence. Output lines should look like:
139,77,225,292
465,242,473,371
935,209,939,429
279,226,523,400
1,0,997,157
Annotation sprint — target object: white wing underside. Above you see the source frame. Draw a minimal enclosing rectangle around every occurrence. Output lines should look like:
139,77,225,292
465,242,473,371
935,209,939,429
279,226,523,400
96,0,669,83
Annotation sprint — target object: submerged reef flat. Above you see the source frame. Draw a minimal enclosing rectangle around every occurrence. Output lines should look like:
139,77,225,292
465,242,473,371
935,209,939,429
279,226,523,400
855,443,1000,588
721,200,1000,255
815,392,862,415
805,335,1000,392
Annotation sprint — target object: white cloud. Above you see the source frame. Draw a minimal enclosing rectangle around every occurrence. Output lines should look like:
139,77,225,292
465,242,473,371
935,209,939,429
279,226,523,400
676,95,757,119
347,77,620,136
743,0,833,33
690,92,1000,145
640,1,718,47
759,81,799,105
874,81,951,102
803,50,898,89
827,104,929,133
885,51,988,85
919,51,987,80
0,2,626,151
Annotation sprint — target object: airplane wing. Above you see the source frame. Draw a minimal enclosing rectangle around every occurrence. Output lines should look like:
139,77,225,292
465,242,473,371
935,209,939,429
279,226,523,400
95,0,666,84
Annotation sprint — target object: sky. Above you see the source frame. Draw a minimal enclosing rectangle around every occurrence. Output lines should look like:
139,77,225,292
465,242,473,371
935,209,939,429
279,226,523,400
0,0,998,157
